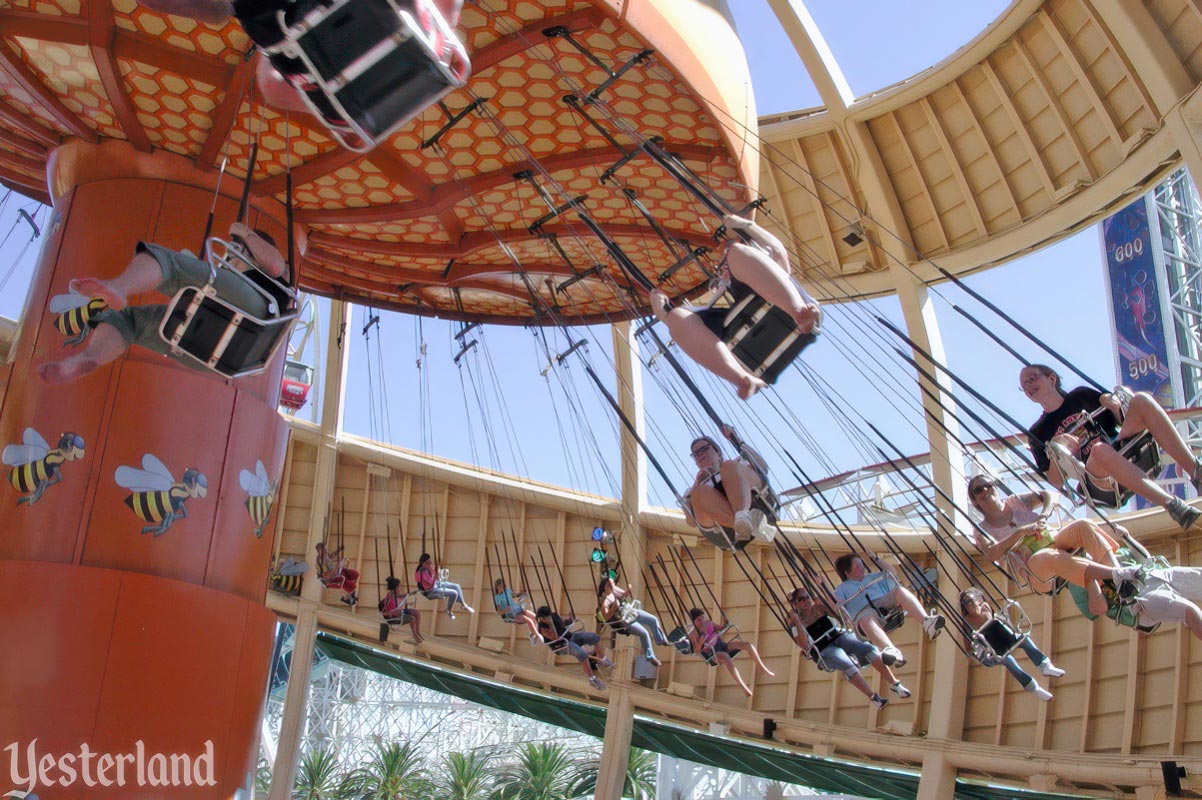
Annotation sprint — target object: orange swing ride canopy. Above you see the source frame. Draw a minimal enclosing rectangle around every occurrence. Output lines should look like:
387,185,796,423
0,0,760,324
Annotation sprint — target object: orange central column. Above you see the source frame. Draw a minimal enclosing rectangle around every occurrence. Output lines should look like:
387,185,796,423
0,141,290,799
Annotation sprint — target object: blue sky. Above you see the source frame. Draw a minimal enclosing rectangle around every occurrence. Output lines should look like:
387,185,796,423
0,1,1120,508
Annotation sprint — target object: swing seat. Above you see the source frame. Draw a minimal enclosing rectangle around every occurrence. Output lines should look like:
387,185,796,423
159,239,297,379
874,605,906,633
1045,385,1163,509
667,625,693,654
267,0,469,152
1047,432,1162,509
972,618,1024,663
713,293,816,385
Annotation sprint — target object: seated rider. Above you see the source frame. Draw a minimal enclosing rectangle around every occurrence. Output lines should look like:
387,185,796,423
786,587,909,710
414,552,474,618
379,576,423,643
687,608,775,698
967,475,1144,595
1068,554,1202,639
535,605,612,690
1021,364,1201,529
597,578,670,667
649,214,821,401
493,578,543,644
832,553,945,666
314,541,359,606
959,588,1062,702
131,0,466,147
682,425,771,547
38,222,288,385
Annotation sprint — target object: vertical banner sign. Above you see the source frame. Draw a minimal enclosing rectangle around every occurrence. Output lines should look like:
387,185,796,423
1101,196,1173,408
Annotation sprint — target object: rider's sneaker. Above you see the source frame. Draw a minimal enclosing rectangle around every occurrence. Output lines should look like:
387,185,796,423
1038,660,1066,678
733,509,763,540
596,657,614,668
889,680,912,699
1026,682,1053,702
870,694,889,710
1167,497,1201,531
881,646,906,667
588,675,606,690
922,614,946,640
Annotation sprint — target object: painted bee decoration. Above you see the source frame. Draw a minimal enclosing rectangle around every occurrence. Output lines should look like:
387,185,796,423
239,459,277,538
49,289,108,346
2,427,85,505
115,454,207,537
269,556,307,596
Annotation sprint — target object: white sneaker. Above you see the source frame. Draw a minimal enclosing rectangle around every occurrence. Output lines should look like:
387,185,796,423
733,510,757,539
922,615,945,640
588,675,605,690
529,632,543,645
870,694,889,710
882,646,907,667
1026,682,1053,702
889,680,911,699
596,657,614,668
751,512,775,542
1039,660,1066,678
462,605,475,615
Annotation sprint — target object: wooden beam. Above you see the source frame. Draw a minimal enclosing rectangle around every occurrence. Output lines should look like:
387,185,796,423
1009,37,1094,180
1079,617,1096,752
949,77,1021,222
826,130,884,273
0,98,60,147
0,149,44,176
1075,1,1157,123
470,8,607,74
1170,539,1188,753
786,138,840,272
112,30,231,88
919,96,987,238
253,145,363,196
294,144,722,225
979,57,1057,200
365,148,435,199
886,111,951,251
271,437,295,562
308,222,712,260
0,125,47,160
0,162,46,197
197,51,258,167
1121,621,1142,753
1033,586,1054,750
0,43,96,142
467,493,491,643
87,0,151,152
0,10,87,44
1037,9,1123,152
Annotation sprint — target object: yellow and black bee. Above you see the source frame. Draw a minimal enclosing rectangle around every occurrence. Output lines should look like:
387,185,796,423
2,427,85,505
239,459,276,538
49,289,108,345
269,556,306,596
115,454,207,537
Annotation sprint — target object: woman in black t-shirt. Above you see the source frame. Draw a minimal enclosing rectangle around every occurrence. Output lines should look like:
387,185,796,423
1021,364,1201,529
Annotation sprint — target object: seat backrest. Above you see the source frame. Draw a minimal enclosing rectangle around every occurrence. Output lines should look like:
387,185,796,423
720,297,814,385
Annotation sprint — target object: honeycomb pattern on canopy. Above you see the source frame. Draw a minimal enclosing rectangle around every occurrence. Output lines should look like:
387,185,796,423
0,0,751,323
122,61,219,156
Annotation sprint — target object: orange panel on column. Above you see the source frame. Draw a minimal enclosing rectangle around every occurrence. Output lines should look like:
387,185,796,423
1,143,292,797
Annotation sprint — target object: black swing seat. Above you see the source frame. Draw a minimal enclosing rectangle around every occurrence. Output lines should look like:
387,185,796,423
1045,385,1163,509
804,615,872,671
265,0,469,152
159,239,297,379
709,292,816,385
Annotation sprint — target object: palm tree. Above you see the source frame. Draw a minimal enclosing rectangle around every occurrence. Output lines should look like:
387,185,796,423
572,747,656,800
433,750,495,800
622,748,656,800
346,740,431,800
494,742,590,800
293,747,351,800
